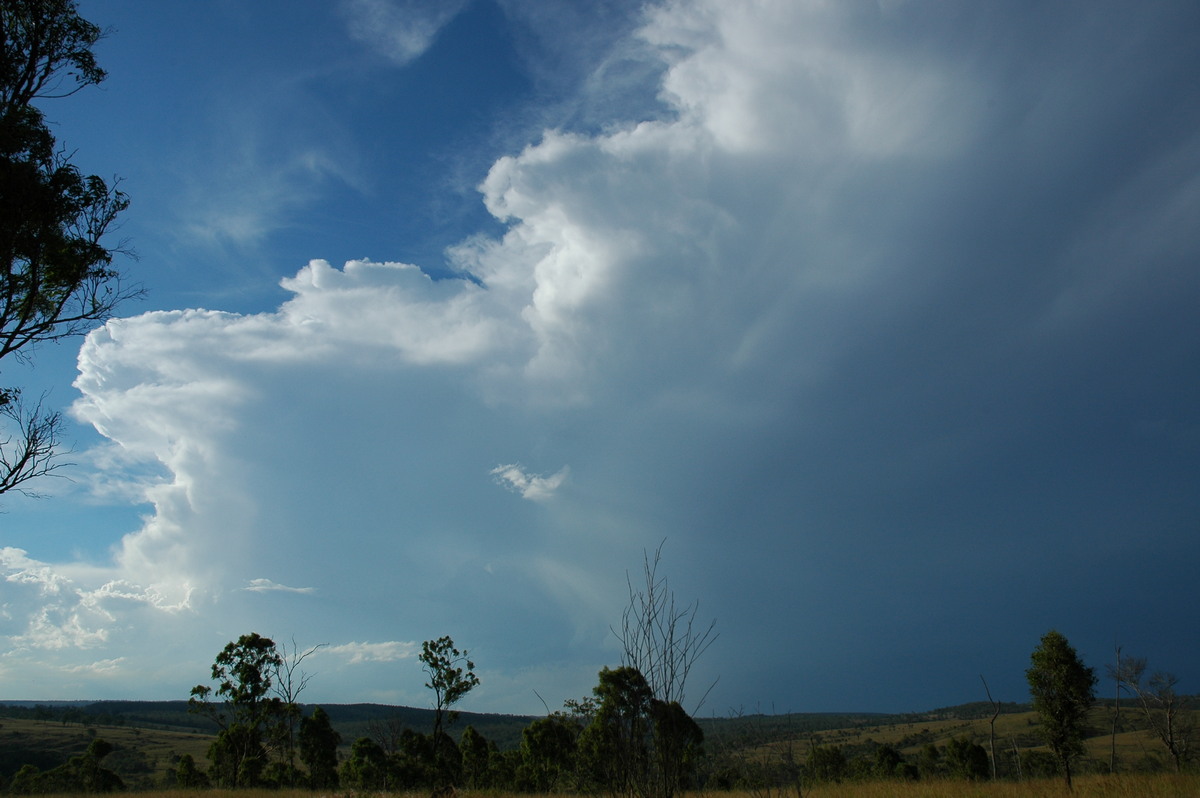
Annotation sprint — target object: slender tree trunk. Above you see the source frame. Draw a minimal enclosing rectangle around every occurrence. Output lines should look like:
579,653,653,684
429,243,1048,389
981,675,1000,780
1109,645,1121,774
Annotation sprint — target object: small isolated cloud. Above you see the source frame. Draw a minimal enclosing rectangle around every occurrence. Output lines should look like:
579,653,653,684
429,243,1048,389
325,640,418,664
491,463,570,501
62,658,126,675
243,578,316,594
340,0,469,65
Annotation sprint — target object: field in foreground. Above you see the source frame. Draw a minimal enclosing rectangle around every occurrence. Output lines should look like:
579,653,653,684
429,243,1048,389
21,776,1200,798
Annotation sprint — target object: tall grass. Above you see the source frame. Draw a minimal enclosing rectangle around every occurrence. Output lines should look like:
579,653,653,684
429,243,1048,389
747,773,1200,798
29,776,1200,798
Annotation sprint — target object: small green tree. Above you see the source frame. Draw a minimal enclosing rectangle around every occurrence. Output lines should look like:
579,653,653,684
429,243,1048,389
804,743,847,784
340,737,389,790
578,666,654,796
519,715,578,791
649,698,703,795
175,754,209,788
944,736,989,780
189,632,285,787
1026,630,1097,790
419,635,480,787
299,706,341,789
460,725,494,789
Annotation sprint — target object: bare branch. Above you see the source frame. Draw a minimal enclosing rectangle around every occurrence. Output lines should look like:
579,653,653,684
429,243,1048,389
0,391,71,496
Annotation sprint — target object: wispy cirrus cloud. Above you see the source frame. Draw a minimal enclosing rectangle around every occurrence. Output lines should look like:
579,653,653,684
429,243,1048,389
325,640,418,665
340,0,469,66
243,578,316,594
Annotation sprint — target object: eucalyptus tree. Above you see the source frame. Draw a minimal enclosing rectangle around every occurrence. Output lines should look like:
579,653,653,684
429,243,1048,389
1,0,138,496
1026,630,1097,790
299,706,342,789
420,635,480,787
189,632,284,787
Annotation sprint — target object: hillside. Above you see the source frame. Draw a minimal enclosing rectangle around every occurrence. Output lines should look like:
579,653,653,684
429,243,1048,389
0,698,1190,787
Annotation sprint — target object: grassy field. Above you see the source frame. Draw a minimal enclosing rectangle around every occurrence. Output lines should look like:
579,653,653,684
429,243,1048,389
741,703,1180,775
10,778,1198,798
0,716,211,786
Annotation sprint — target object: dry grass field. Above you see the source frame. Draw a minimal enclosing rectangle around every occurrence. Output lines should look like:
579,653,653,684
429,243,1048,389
16,778,1197,798
0,716,211,785
747,703,1182,774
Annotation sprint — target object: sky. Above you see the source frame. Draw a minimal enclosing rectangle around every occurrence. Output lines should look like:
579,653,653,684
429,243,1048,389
2,0,1199,718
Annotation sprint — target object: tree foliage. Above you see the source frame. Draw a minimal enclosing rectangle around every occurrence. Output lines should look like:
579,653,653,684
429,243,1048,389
419,635,479,787
1026,629,1097,789
299,706,341,789
189,632,285,787
8,738,123,794
0,0,138,497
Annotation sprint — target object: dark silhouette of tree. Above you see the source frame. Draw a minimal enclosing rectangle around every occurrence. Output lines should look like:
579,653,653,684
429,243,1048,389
1,0,139,497
340,737,389,791
519,715,578,791
299,706,341,789
616,543,717,711
174,754,209,789
270,638,325,787
8,738,123,793
578,666,653,797
944,736,989,780
459,725,494,789
1026,630,1096,790
419,635,479,788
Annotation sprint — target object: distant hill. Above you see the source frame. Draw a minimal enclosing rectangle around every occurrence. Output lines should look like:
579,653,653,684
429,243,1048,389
0,700,537,751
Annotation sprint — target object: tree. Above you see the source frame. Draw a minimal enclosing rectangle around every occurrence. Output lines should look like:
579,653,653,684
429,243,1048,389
419,635,479,787
270,638,325,787
578,666,653,797
1,0,138,497
175,754,209,789
980,674,1001,779
340,736,389,791
8,737,123,793
1112,654,1194,772
299,706,341,789
944,736,989,781
649,698,703,796
804,744,846,784
189,632,284,787
460,725,494,790
613,544,715,798
616,543,718,711
1026,630,1097,790
520,715,578,791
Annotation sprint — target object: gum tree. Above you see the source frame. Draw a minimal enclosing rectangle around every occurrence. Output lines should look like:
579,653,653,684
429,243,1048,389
420,635,479,787
1,0,138,497
1026,630,1096,790
189,633,284,787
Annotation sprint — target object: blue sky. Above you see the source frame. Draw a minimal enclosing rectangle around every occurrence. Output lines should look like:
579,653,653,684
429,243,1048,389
2,0,1199,717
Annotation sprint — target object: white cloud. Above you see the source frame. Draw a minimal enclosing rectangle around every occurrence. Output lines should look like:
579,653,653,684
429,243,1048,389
243,579,316,594
325,640,418,665
491,463,569,501
341,0,469,65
